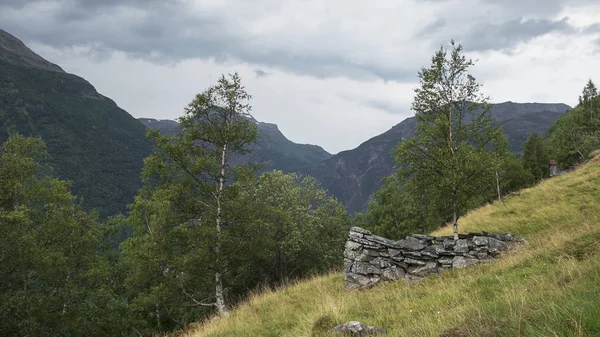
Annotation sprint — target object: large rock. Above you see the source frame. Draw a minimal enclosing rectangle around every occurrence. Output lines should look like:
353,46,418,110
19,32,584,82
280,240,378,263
345,274,372,290
368,234,399,247
344,248,379,262
453,239,470,253
331,321,387,336
382,266,405,281
472,236,489,246
353,262,382,275
407,262,439,277
397,237,426,251
452,256,479,269
488,237,509,251
345,241,363,251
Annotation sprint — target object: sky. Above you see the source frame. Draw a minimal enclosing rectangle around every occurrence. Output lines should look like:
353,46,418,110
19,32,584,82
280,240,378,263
2,0,600,154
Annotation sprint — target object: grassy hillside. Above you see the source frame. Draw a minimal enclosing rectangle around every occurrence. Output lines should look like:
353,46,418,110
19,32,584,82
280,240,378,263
185,153,600,337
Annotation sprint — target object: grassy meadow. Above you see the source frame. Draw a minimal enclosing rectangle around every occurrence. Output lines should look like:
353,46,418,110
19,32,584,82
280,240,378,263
182,154,600,337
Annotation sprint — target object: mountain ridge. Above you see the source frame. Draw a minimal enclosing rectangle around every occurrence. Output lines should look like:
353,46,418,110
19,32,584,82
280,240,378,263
0,29,64,73
139,117,332,173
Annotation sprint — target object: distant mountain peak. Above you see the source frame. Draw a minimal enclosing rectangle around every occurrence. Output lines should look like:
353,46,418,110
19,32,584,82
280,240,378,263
0,29,64,72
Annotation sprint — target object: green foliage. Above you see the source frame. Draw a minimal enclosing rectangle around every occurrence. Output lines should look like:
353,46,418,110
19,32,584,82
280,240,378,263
120,74,348,334
0,134,129,336
357,42,535,240
121,168,348,334
394,40,504,238
521,132,550,181
355,175,443,240
231,170,349,285
546,81,600,169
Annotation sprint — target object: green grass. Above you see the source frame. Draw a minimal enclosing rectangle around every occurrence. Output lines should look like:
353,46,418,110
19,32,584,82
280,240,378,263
183,155,600,337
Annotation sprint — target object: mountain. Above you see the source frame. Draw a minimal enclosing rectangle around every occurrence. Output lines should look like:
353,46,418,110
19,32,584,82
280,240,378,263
308,102,571,214
138,118,332,173
0,29,153,217
0,29,570,218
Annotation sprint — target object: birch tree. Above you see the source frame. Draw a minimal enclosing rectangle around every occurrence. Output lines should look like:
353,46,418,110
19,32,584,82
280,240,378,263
123,73,258,323
395,41,502,240
179,73,257,316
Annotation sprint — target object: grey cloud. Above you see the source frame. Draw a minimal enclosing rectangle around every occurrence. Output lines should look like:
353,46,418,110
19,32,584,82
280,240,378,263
583,23,600,34
0,0,420,82
461,17,575,52
417,18,447,37
363,99,404,114
0,0,594,82
254,69,270,78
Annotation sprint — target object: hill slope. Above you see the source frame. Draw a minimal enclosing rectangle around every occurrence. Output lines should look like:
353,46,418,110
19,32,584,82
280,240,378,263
188,153,600,337
139,118,332,173
310,102,571,214
0,29,153,217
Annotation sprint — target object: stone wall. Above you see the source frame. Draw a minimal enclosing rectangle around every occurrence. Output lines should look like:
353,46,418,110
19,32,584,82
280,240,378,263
344,227,521,289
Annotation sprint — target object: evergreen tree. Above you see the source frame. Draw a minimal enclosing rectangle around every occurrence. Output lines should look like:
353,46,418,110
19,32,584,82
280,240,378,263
547,81,600,169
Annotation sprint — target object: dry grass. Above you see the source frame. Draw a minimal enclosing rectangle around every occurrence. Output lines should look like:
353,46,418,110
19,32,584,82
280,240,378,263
182,157,600,337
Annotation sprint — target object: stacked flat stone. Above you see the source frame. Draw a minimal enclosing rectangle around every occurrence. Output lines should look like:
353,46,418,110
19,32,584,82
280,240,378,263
344,227,518,290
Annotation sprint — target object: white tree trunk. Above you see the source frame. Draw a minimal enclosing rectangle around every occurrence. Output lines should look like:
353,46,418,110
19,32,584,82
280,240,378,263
495,169,501,201
214,143,230,317
452,203,458,241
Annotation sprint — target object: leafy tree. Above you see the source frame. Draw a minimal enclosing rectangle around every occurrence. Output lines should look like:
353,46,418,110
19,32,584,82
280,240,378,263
121,164,347,334
230,170,349,285
0,134,128,336
354,175,444,240
547,81,600,169
121,73,257,325
395,40,503,240
579,79,599,136
521,132,550,181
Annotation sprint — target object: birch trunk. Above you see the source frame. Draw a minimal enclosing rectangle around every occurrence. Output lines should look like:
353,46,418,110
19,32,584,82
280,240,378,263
214,142,230,317
495,169,501,201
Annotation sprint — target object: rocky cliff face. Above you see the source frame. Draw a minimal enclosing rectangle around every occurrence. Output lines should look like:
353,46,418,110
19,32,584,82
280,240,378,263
343,227,522,290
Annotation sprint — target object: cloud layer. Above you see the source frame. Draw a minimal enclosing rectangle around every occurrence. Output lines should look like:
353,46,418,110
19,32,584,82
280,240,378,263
2,0,600,152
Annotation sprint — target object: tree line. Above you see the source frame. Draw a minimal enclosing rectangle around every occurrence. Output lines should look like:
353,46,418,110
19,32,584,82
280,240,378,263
2,42,598,336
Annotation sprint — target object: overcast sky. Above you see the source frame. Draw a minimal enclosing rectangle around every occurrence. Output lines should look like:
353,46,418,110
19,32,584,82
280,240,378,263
2,0,600,154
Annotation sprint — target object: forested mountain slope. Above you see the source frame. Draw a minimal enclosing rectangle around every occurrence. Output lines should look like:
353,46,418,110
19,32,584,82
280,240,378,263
0,29,152,217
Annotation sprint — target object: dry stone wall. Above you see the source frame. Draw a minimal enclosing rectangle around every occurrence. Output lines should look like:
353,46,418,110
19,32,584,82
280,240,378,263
344,227,520,289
